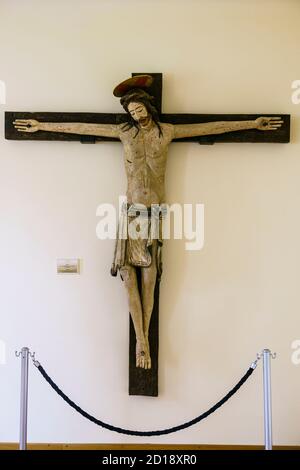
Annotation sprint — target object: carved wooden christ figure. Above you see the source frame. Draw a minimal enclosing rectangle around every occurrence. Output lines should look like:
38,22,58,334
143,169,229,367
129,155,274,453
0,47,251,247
13,75,283,372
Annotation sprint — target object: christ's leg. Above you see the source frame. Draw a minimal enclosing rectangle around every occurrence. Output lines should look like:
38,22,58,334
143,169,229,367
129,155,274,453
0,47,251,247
120,264,148,369
141,240,158,370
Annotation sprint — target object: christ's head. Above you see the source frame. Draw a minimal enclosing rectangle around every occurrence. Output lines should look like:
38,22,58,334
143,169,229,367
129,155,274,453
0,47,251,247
120,89,162,137
127,102,151,128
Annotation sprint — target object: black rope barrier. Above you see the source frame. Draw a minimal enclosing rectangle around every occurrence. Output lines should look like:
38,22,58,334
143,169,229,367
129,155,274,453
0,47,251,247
34,361,256,436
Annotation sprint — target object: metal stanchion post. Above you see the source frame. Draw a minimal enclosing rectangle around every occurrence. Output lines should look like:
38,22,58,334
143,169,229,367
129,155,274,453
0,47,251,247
15,347,30,450
262,349,276,451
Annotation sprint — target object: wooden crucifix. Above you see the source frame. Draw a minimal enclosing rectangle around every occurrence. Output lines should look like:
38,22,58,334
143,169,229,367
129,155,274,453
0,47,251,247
5,73,290,397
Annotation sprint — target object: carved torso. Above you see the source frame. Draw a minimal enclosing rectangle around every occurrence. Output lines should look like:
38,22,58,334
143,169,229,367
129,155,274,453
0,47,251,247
118,122,174,206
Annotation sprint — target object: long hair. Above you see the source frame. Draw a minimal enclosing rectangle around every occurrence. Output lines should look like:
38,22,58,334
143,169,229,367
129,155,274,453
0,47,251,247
119,89,163,138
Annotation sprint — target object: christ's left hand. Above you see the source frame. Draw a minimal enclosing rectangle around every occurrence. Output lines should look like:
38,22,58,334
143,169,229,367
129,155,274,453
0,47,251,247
255,116,283,131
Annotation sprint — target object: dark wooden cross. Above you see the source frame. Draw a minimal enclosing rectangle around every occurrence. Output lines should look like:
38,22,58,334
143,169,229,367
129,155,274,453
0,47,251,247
5,73,290,397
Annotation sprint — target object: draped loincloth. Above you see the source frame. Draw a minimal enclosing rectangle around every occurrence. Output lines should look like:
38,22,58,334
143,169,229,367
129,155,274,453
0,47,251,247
111,203,166,280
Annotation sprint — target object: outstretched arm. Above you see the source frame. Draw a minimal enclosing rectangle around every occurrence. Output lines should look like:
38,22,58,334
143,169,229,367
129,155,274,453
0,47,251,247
13,119,120,139
173,117,283,139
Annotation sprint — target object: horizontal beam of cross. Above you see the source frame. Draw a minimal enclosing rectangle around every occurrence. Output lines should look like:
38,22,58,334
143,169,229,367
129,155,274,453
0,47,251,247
5,112,290,144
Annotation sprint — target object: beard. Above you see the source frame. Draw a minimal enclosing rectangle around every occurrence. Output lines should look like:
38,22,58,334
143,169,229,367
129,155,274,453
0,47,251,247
138,116,150,126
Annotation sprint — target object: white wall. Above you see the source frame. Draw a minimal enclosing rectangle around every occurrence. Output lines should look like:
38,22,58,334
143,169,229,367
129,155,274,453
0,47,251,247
0,0,299,445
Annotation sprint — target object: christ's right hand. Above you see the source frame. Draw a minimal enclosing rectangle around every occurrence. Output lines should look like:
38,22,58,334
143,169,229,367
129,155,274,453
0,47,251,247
13,119,40,133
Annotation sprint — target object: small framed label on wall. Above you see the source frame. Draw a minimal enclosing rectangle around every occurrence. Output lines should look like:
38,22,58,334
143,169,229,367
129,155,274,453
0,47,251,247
57,259,80,274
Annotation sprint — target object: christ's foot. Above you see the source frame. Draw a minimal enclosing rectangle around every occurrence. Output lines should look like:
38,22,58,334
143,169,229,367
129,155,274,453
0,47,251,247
136,340,151,369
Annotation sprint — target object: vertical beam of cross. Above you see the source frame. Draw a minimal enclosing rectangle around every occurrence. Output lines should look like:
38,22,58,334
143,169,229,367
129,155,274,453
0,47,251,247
128,73,163,396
